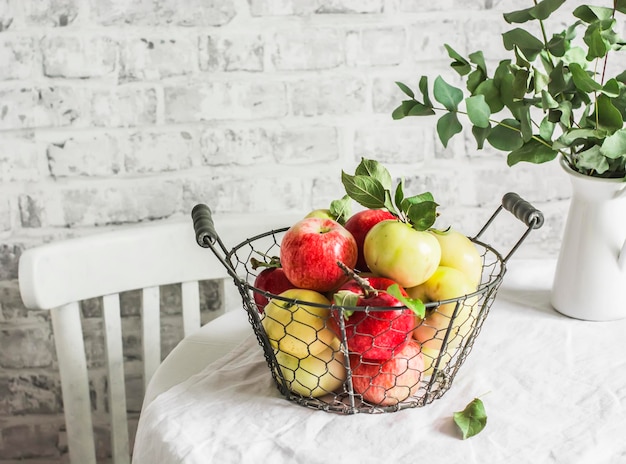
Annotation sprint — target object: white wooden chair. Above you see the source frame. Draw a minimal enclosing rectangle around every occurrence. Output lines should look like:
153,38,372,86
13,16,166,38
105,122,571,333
18,211,298,464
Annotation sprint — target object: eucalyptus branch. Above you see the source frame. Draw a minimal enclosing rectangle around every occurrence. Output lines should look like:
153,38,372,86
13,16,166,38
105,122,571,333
392,1,626,178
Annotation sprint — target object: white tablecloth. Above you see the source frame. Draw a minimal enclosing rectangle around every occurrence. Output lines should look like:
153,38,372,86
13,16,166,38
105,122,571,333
132,259,626,464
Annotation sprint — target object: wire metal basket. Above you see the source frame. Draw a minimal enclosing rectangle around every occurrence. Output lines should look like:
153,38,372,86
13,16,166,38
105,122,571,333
191,192,543,414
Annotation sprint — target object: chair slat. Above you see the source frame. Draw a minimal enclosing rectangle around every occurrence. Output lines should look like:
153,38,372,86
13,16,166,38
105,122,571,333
102,294,130,464
141,287,161,391
181,281,201,337
50,303,97,464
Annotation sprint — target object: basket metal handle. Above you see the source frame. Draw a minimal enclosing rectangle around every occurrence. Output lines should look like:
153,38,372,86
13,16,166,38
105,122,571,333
191,203,218,248
474,192,544,263
191,203,241,280
501,192,544,229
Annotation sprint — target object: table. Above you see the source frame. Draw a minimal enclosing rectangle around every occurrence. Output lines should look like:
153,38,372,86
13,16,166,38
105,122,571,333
132,259,626,464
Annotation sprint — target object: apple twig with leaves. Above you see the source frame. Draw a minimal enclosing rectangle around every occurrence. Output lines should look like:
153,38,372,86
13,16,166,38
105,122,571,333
393,0,626,178
341,158,439,231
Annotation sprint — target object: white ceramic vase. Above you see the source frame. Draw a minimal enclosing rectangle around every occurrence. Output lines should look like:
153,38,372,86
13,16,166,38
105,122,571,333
551,158,626,321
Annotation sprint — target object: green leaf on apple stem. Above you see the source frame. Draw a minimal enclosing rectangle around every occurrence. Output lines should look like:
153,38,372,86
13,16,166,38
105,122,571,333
333,290,359,318
329,195,352,225
354,157,393,190
341,157,439,231
385,284,426,318
394,178,405,212
341,172,388,209
250,255,281,270
401,193,439,231
453,398,487,440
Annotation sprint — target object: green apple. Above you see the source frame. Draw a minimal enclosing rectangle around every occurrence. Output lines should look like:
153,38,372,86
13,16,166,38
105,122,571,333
304,209,335,220
408,266,479,375
274,344,346,398
429,228,483,286
262,288,338,358
363,219,441,288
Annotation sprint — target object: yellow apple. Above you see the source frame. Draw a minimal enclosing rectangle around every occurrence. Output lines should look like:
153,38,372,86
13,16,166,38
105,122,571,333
363,220,441,288
407,266,479,375
429,228,483,287
262,288,338,358
274,344,346,398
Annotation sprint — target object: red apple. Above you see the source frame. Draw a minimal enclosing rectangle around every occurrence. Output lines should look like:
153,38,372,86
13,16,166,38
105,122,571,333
330,276,415,361
344,209,396,271
280,217,358,293
350,340,423,406
253,267,296,313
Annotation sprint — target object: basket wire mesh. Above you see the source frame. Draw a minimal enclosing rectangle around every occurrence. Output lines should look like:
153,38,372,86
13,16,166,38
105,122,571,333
192,192,543,414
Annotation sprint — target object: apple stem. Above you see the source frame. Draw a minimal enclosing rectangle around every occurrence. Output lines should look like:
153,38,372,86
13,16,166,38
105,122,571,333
250,255,281,270
336,261,378,297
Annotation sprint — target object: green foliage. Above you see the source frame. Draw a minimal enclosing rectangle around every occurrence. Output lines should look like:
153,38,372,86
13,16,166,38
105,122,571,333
392,1,626,178
341,158,439,231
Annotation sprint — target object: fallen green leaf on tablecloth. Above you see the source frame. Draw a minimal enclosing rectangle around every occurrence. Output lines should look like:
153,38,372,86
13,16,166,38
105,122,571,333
453,398,487,439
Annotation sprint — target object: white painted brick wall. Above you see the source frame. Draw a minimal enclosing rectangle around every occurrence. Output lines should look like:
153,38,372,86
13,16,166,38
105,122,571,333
1,0,609,461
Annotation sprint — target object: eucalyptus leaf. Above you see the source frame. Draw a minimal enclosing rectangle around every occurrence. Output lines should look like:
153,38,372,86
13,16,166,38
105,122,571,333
539,116,556,141
507,138,559,165
541,89,559,109
601,78,621,97
467,69,486,94
419,75,433,107
502,28,545,61
583,21,612,59
395,81,415,99
556,128,607,147
469,50,487,75
593,94,624,130
503,0,565,23
466,95,491,128
533,68,550,93
391,104,406,120
445,44,471,75
488,119,523,151
433,76,464,111
531,0,567,21
475,79,504,113
569,62,602,92
601,129,626,159
401,100,418,115
519,104,533,142
472,124,491,149
453,398,487,440
408,102,436,116
573,5,614,22
437,112,463,147
512,68,530,99
546,32,566,57
576,145,609,174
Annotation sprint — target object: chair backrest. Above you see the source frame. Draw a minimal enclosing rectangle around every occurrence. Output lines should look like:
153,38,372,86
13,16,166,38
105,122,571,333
18,212,299,464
